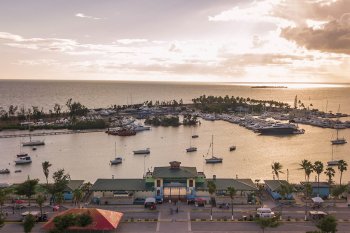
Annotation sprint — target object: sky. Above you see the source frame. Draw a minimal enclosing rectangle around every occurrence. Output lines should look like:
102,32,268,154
0,0,350,83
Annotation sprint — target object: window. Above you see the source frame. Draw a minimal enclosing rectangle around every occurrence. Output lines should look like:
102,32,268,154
189,180,193,187
157,180,161,187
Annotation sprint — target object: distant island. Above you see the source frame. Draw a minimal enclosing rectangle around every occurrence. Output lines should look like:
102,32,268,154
251,86,287,89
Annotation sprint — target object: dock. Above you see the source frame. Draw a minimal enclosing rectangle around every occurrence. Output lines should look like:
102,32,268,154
0,129,105,139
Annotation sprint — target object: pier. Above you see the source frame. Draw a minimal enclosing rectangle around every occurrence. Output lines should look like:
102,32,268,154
0,129,105,139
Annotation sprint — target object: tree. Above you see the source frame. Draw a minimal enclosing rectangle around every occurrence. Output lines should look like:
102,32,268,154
299,160,313,182
255,217,280,233
207,181,216,221
23,214,36,233
0,188,11,215
276,184,294,220
332,185,348,200
227,187,236,220
337,160,348,185
42,161,52,185
76,213,93,227
316,215,337,233
73,189,83,207
36,194,46,219
313,161,324,196
271,162,284,180
15,178,39,206
324,167,335,184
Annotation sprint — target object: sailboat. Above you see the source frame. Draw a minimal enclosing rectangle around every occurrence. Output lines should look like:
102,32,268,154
327,145,339,166
186,129,197,152
110,142,122,165
17,141,28,157
205,135,223,164
22,121,45,146
331,105,347,145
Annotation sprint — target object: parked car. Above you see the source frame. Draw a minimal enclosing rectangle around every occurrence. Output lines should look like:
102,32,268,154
218,203,230,209
144,197,156,208
256,208,275,218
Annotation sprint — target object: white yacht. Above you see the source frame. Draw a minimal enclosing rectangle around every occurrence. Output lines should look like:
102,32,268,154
15,156,32,165
22,136,45,146
205,135,223,164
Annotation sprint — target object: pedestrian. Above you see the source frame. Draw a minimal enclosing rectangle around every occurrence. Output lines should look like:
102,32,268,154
176,207,178,213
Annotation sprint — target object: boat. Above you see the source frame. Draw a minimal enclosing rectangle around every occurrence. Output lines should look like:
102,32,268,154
132,124,151,132
186,134,197,153
229,146,236,151
331,105,347,145
110,157,123,165
192,135,199,138
17,152,29,158
15,169,22,173
327,145,340,166
22,133,45,146
110,142,123,165
257,123,304,135
186,147,197,152
32,147,37,151
133,148,150,155
108,128,136,136
0,168,10,174
205,135,223,164
15,156,32,165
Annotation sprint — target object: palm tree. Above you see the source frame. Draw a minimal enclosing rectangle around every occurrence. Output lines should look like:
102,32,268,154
227,187,236,220
73,189,83,208
299,160,313,182
207,181,216,221
324,167,336,184
313,161,324,196
42,161,52,185
36,194,46,219
271,162,284,180
337,160,348,185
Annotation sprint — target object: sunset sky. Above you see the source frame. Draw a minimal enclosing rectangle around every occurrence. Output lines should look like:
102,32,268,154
1,0,350,83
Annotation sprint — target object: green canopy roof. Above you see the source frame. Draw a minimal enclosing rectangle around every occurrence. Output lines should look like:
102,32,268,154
92,179,151,191
153,166,198,179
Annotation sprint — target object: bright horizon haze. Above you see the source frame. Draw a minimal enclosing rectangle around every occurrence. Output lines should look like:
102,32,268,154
1,0,350,83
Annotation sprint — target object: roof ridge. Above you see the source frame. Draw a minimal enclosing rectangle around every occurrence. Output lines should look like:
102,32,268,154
234,179,257,190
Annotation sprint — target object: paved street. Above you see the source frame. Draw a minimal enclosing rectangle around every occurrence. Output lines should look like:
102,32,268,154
2,201,350,232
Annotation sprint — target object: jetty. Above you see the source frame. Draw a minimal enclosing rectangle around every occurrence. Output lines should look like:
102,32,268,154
0,129,105,139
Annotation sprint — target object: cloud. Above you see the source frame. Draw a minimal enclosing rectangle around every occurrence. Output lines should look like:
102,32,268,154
281,14,350,55
0,32,78,52
208,0,294,28
75,13,101,20
116,39,148,45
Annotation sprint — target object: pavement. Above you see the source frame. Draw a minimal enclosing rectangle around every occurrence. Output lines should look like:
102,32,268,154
2,200,350,232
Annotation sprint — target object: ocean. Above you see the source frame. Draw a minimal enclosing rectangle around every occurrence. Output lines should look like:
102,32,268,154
0,80,349,184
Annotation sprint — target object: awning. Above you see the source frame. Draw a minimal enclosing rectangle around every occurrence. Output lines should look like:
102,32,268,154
311,197,324,203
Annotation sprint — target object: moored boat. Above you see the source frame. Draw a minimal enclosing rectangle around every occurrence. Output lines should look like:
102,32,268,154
229,146,236,151
17,152,29,158
0,168,10,174
110,157,123,165
205,135,223,164
192,135,199,138
15,156,32,165
108,128,136,136
133,148,150,155
186,147,197,153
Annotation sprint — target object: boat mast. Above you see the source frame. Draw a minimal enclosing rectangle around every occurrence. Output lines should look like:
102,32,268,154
211,135,214,158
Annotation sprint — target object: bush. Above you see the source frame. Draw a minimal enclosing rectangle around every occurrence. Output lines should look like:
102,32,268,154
23,214,36,233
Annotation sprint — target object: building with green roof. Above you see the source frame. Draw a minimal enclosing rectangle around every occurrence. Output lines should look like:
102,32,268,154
91,161,257,204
